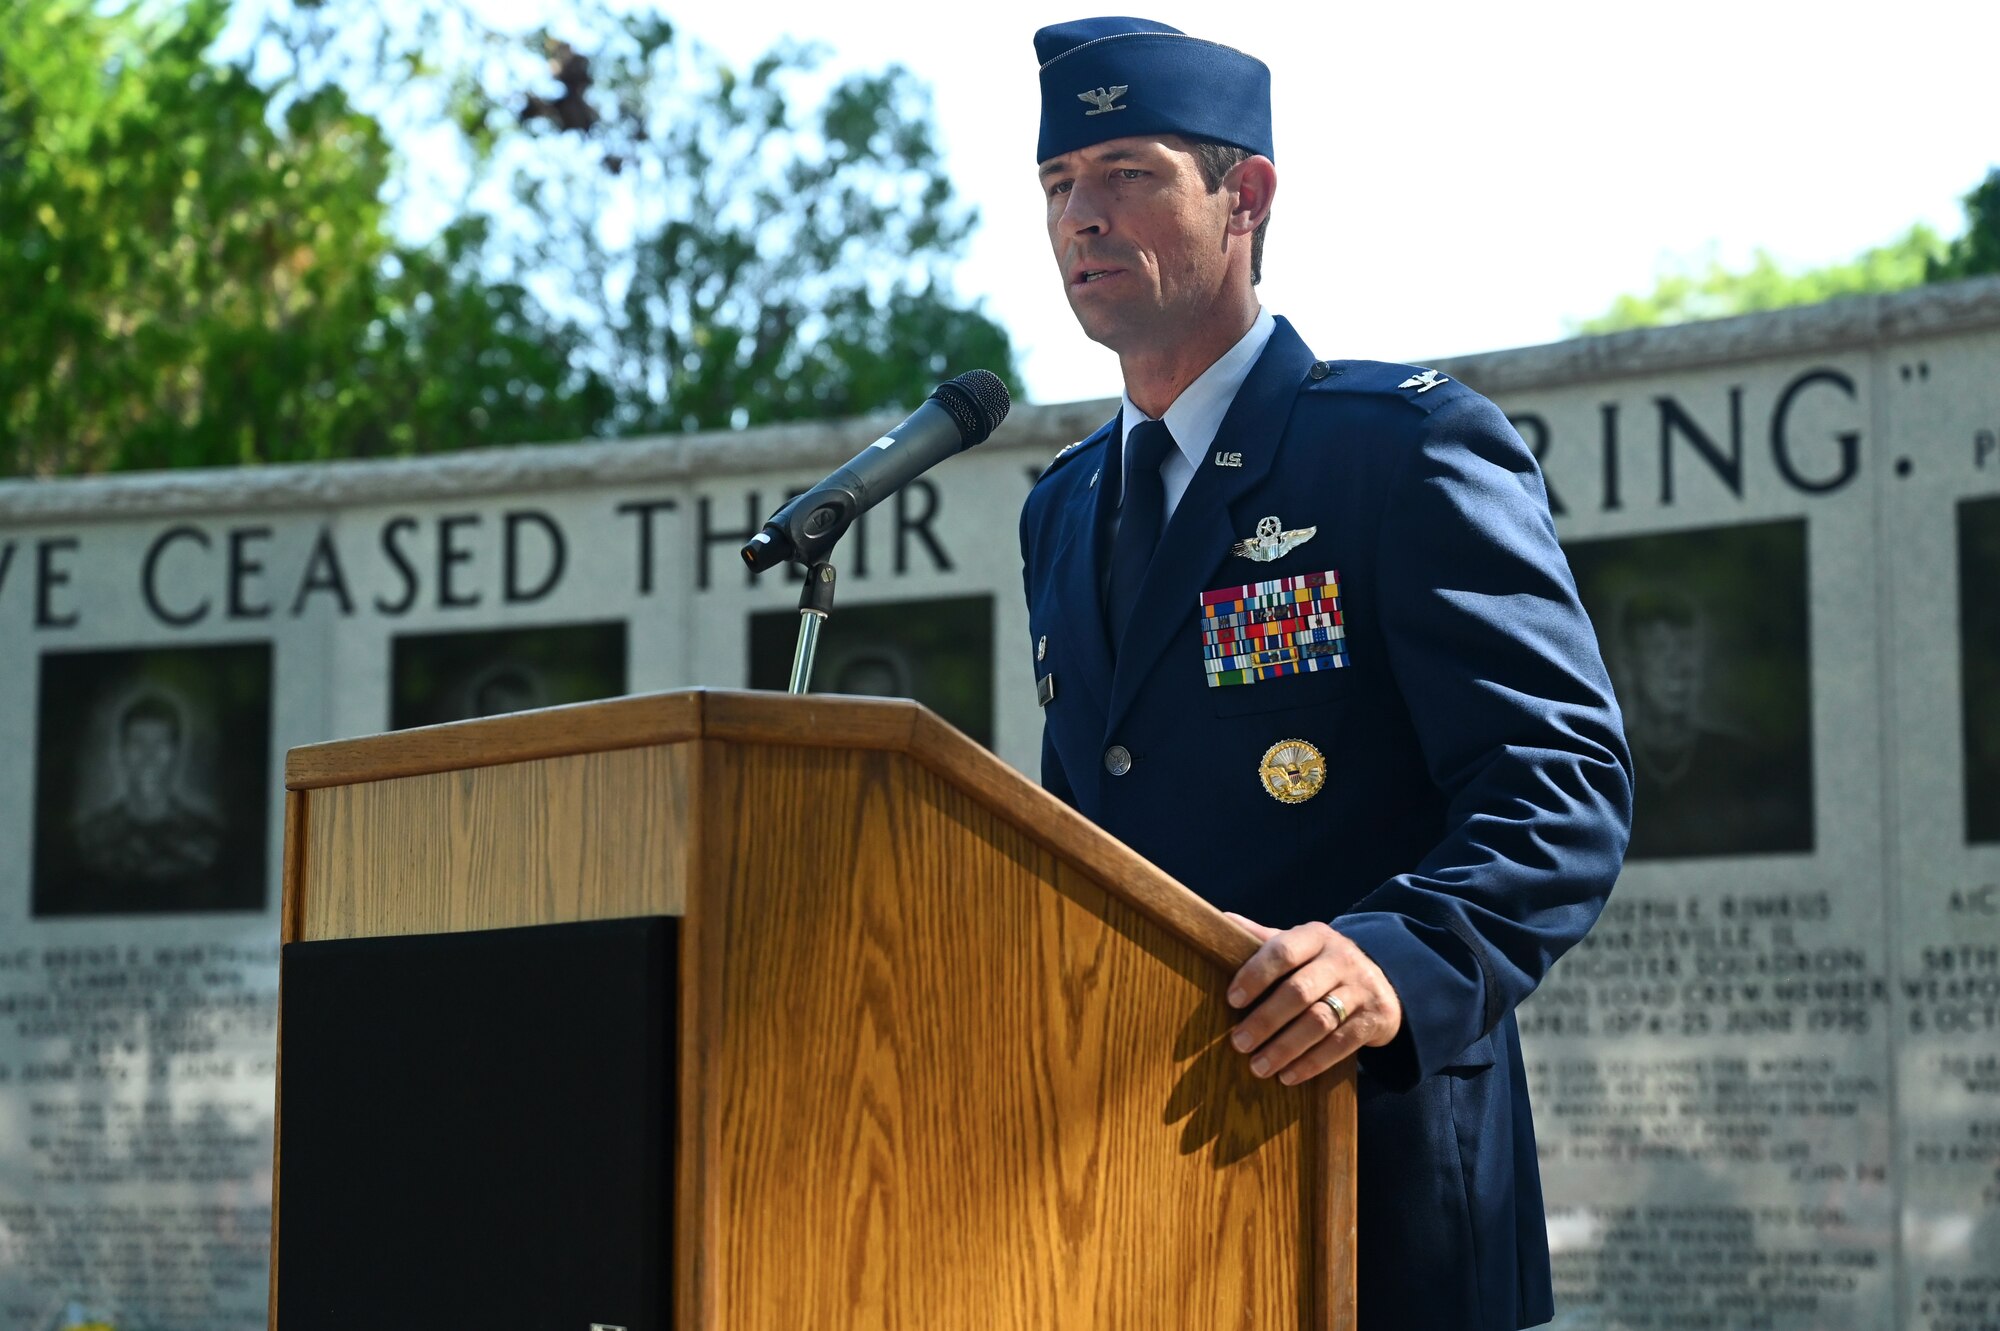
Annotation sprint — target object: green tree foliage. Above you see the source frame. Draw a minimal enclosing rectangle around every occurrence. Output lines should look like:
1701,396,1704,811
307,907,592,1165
0,0,609,474
606,53,1017,432
1928,167,2000,281
1574,226,1947,336
1577,167,2000,335
1,0,1016,476
392,10,1017,434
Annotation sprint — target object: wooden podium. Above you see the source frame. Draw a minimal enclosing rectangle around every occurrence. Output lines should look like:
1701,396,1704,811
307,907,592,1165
272,689,1356,1328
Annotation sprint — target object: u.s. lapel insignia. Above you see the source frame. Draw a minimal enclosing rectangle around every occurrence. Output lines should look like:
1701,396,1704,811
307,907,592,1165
1231,515,1318,562
1036,635,1048,662
1259,738,1326,804
1398,369,1450,394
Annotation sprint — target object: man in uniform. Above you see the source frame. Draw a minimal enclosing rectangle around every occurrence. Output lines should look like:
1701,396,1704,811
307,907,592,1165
73,693,224,903
1018,17,1634,1329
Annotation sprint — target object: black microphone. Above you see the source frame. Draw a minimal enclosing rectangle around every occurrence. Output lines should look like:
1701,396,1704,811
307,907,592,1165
741,370,1011,572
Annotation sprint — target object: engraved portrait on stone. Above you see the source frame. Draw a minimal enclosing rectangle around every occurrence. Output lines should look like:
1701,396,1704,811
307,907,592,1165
829,649,914,700
1959,495,2000,844
31,643,272,916
390,621,628,729
1567,518,1814,859
748,594,995,745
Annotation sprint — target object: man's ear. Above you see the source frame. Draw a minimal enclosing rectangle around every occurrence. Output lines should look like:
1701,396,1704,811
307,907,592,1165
1226,156,1277,236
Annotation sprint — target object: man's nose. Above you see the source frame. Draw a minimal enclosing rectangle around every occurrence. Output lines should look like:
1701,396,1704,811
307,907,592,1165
1060,182,1108,237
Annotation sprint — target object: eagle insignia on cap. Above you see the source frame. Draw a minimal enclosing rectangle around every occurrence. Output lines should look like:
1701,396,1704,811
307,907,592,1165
1078,86,1129,115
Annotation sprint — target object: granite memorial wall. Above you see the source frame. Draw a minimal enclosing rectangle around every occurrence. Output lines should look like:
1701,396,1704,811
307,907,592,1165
1454,285,2000,1331
0,280,1996,1328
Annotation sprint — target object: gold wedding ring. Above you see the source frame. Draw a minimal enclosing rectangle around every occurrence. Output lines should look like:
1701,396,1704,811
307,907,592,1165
1319,993,1348,1028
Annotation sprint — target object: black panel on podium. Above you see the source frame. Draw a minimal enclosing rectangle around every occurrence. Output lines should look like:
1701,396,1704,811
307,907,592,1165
277,916,677,1331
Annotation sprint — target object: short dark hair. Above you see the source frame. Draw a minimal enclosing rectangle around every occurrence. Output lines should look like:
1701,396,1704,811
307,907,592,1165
472,665,540,717
120,693,182,744
1184,138,1269,285
1617,590,1699,647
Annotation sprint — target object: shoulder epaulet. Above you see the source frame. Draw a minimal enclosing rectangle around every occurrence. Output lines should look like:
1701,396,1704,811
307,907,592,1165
1300,358,1474,414
1034,421,1114,484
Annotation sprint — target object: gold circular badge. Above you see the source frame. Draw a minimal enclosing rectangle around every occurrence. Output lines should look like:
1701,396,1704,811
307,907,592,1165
1258,738,1327,805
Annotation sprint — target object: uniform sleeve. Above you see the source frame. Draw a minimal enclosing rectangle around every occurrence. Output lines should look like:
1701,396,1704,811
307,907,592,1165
1022,489,1079,809
1333,392,1633,1092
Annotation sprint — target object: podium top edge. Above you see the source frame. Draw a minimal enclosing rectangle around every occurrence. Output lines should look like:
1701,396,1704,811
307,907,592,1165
284,688,929,790
283,689,1262,973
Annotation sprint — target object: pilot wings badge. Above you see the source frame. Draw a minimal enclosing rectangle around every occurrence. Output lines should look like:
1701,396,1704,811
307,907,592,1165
1231,515,1317,563
1078,86,1129,115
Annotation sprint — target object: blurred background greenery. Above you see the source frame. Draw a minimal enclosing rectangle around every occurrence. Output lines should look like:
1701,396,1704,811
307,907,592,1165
1572,170,2000,336
3,0,1996,480
0,0,1015,475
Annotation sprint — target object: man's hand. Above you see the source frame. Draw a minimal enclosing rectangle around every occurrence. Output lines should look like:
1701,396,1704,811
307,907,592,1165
1223,912,1404,1085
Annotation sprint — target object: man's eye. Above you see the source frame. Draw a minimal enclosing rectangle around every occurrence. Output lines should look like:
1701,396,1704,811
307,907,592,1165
1048,180,1073,196
1116,169,1146,180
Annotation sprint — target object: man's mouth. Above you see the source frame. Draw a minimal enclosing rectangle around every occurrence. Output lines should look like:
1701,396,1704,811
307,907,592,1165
1072,266,1124,287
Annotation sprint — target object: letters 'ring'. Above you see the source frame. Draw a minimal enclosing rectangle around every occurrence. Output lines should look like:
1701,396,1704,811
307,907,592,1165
1318,993,1348,1028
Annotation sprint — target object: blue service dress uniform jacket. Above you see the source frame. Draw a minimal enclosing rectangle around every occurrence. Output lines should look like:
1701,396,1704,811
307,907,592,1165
1018,318,1633,1331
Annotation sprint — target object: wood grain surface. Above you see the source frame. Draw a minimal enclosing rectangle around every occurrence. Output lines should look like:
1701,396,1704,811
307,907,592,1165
293,743,694,941
682,739,1343,1329
1308,1060,1360,1331
276,691,1356,1325
284,689,706,790
288,691,1262,969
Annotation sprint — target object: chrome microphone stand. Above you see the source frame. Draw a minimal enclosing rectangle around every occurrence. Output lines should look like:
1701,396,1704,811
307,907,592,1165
786,561,837,695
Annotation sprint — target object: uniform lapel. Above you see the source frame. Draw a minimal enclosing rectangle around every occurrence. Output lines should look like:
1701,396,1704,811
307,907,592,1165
1041,421,1117,719
1107,319,1315,728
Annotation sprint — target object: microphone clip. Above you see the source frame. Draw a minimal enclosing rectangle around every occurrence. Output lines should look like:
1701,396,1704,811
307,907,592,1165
740,483,860,575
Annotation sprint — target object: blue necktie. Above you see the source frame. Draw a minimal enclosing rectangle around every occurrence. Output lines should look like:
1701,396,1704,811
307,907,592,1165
1106,418,1175,651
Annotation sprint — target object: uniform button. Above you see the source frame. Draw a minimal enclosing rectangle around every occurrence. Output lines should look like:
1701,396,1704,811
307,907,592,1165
1308,361,1329,381
1104,745,1133,776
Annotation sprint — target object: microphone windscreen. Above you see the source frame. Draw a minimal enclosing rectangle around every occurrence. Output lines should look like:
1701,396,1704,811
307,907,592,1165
930,369,1012,447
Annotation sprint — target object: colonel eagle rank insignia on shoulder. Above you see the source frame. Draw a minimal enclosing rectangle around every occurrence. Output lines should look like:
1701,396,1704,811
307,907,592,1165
1300,359,1472,415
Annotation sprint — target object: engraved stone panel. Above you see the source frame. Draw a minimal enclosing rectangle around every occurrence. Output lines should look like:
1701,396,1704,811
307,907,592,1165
1,284,1998,1325
1879,333,2000,1331
1494,349,1899,1330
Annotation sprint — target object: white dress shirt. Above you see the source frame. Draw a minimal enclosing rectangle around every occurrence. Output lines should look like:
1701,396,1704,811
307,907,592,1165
1117,306,1278,525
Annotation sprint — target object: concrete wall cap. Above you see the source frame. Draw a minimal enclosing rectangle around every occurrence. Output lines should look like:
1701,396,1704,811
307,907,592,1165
0,399,1121,523
6,275,1999,523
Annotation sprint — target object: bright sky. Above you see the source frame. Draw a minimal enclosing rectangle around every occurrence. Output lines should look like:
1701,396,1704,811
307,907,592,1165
258,0,2000,407
661,0,1997,405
